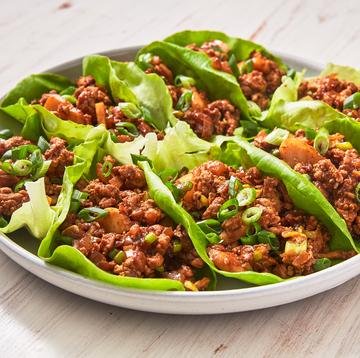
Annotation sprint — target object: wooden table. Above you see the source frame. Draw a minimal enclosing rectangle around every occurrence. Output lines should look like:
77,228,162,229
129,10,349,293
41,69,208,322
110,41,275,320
2,0,360,356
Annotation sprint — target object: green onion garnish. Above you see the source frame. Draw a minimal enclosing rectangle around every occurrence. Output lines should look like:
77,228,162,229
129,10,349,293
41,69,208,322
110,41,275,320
0,129,14,140
101,161,113,178
247,101,262,118
272,148,280,157
130,154,153,167
175,90,193,112
55,235,74,245
158,168,179,183
59,86,77,96
228,176,243,198
177,180,193,199
0,216,8,228
12,160,33,176
314,258,331,272
237,187,256,207
217,198,239,222
198,219,223,235
257,230,280,251
155,265,165,273
242,207,262,225
11,145,28,161
108,130,119,143
37,136,50,154
113,250,125,265
69,189,89,212
241,59,253,74
108,249,119,260
343,92,360,110
29,149,43,170
173,239,182,253
286,68,296,80
228,54,240,79
14,178,33,193
1,162,13,174
115,122,140,137
174,75,196,89
355,183,360,203
314,127,329,156
62,95,77,105
266,128,289,145
246,222,262,237
165,182,179,201
241,235,259,246
145,232,158,244
32,161,51,180
137,53,154,71
141,106,153,124
205,233,222,244
190,211,202,219
0,150,11,161
117,103,142,119
77,207,109,222
305,128,316,141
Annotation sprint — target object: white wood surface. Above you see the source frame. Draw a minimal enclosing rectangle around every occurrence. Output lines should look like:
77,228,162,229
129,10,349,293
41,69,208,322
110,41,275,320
2,0,360,357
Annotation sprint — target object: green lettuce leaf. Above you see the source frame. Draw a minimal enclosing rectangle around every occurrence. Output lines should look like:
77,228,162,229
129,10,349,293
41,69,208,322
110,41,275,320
83,55,176,130
319,63,360,84
164,30,286,70
0,177,55,239
136,41,252,120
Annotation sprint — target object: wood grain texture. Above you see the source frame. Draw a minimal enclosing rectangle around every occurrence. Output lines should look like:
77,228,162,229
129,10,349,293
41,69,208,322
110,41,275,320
2,0,360,357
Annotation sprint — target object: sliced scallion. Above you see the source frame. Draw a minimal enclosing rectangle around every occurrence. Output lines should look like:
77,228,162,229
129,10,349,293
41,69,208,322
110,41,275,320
32,160,51,180
175,90,193,112
343,92,360,110
241,59,253,74
217,198,239,222
0,129,14,140
141,106,153,124
173,239,182,253
114,250,125,265
237,187,256,207
241,235,258,246
177,180,193,199
37,136,50,154
205,233,222,244
101,161,113,178
29,149,43,170
137,53,154,71
314,258,331,272
257,230,280,251
145,232,158,244
0,216,8,228
246,222,262,237
314,127,329,156
11,145,28,161
266,128,289,145
14,178,33,193
286,68,296,80
198,219,223,235
115,122,140,137
130,154,153,167
62,95,77,105
305,128,316,141
165,182,179,202
158,168,179,183
355,183,360,203
108,130,119,143
228,176,243,198
242,207,262,225
117,102,142,119
247,101,262,118
229,54,241,79
174,75,196,89
13,160,33,176
1,162,13,174
77,207,109,222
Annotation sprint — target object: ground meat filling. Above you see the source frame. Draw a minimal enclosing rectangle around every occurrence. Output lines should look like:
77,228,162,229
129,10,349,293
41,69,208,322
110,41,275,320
59,159,209,291
254,129,360,236
298,74,360,121
33,75,162,142
176,160,355,279
145,55,241,141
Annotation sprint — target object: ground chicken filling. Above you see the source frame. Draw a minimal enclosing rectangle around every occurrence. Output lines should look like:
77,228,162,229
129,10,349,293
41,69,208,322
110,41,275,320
298,75,360,121
58,157,210,291
0,135,74,217
176,160,355,279
32,75,163,143
255,128,360,236
144,55,241,141
185,40,286,111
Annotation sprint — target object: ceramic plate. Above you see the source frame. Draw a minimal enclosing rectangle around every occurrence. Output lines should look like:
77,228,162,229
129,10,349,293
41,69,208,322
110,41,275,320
1,47,359,315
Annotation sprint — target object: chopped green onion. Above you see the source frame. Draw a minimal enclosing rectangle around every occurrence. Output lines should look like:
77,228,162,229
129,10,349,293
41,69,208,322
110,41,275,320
266,128,289,145
102,161,113,178
272,148,280,157
247,101,262,118
60,86,77,96
237,187,256,207
336,142,353,151
1,162,13,174
0,216,8,228
130,154,153,167
173,239,182,253
314,258,331,272
314,127,329,156
1,150,11,161
305,128,316,141
343,92,360,110
190,211,202,219
141,106,153,124
69,190,89,213
108,130,119,143
217,198,239,222
115,122,140,137
14,178,33,193
137,53,154,71
228,54,240,79
114,250,125,265
77,207,109,222
37,136,50,154
13,160,33,176
177,180,193,199
241,59,253,74
285,236,307,254
117,103,142,119
29,149,43,170
286,68,296,80
158,168,179,183
241,235,259,246
55,236,73,245
0,129,14,140
32,160,51,180
205,233,222,244
246,222,262,237
145,232,158,244
165,182,179,202
198,219,223,235
356,183,360,203
258,230,280,251
174,75,196,89
228,176,243,198
108,249,119,260
62,95,77,105
11,146,28,161
175,90,193,112
242,207,262,225
155,265,165,273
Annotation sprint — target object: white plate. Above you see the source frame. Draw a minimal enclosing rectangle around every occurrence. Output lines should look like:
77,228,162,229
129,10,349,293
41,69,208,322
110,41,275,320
1,47,358,315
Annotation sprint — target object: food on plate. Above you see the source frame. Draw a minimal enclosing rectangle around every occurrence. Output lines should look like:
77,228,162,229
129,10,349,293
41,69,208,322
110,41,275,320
0,29,359,291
